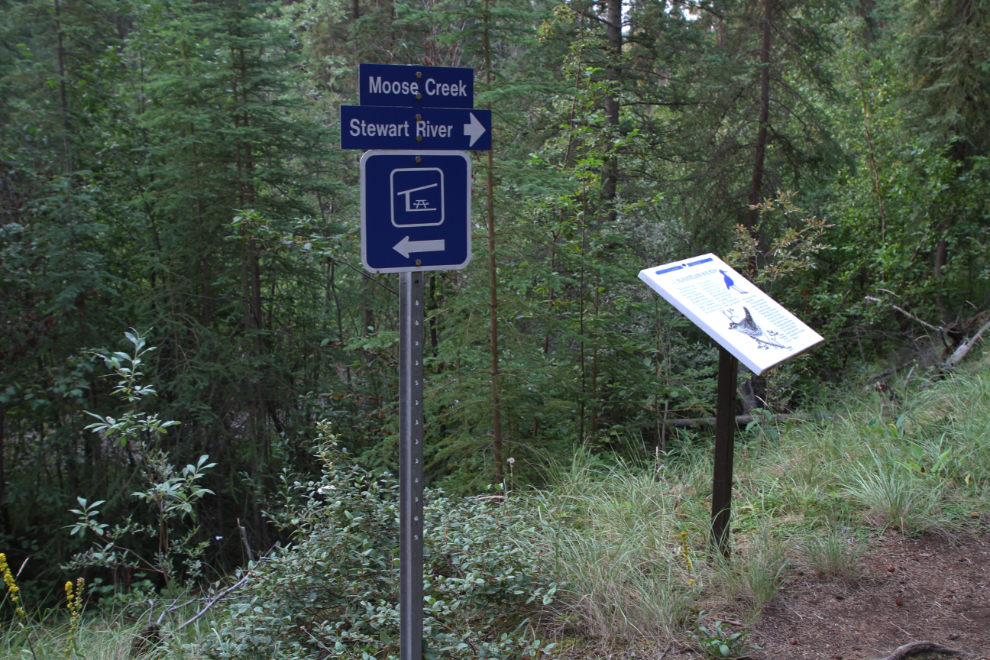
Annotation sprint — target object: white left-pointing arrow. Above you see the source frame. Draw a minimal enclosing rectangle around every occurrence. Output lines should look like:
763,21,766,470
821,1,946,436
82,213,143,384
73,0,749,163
394,236,446,258
463,112,486,148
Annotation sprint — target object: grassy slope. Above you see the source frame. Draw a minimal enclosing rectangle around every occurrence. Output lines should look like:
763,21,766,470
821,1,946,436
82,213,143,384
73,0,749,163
524,360,990,653
4,359,988,659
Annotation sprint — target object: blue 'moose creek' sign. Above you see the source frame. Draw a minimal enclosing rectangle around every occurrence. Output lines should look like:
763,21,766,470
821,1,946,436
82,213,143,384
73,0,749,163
359,63,474,109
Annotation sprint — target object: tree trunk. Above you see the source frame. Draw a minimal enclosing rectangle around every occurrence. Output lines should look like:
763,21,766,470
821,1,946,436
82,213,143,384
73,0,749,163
0,403,8,533
601,0,621,224
737,0,774,416
578,211,587,444
190,124,212,326
53,0,72,174
428,274,439,355
934,229,952,323
588,0,620,437
362,278,375,334
934,141,968,324
745,0,772,232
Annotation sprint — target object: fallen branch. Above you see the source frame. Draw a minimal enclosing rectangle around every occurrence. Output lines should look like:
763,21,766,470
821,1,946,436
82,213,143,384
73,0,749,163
872,641,971,660
945,317,990,368
872,359,918,382
177,573,252,631
663,412,825,428
866,296,946,336
634,413,823,430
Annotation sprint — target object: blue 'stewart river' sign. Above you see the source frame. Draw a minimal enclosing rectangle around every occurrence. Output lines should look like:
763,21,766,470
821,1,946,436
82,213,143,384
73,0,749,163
340,106,491,151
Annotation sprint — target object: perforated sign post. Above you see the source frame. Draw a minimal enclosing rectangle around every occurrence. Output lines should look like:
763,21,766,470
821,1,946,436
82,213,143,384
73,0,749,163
343,63,487,660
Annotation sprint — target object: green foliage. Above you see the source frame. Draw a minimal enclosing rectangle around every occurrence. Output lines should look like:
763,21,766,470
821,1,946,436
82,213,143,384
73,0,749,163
727,191,834,295
9,361,990,656
83,330,179,446
204,421,558,659
4,0,990,627
686,615,756,659
898,0,990,155
812,1,990,367
67,331,215,596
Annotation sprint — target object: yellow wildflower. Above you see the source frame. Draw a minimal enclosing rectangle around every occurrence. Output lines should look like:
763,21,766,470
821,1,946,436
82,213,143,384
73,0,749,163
65,578,85,659
0,553,24,617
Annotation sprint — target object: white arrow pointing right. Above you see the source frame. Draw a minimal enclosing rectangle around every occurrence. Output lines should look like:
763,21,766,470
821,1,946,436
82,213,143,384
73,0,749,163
463,112,486,148
393,236,446,258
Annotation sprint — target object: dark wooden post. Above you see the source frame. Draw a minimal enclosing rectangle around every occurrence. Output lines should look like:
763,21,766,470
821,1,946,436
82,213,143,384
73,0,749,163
711,346,738,558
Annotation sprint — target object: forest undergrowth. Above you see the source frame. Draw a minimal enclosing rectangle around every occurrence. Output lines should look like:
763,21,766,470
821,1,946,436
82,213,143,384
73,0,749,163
530,356,990,657
2,356,989,659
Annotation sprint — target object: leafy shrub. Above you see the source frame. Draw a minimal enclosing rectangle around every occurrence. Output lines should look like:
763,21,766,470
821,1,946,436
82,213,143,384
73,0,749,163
66,331,214,597
686,615,756,659
203,422,557,659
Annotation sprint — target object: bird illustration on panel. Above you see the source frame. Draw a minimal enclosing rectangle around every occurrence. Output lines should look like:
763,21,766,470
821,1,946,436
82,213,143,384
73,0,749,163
719,270,749,295
722,307,790,350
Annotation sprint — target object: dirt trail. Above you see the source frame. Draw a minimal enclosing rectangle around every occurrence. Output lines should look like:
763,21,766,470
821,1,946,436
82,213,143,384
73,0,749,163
753,530,990,660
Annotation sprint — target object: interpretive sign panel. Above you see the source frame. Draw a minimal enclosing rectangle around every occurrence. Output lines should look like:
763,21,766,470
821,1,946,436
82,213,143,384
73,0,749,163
638,254,823,375
360,63,474,109
360,150,471,273
341,106,491,151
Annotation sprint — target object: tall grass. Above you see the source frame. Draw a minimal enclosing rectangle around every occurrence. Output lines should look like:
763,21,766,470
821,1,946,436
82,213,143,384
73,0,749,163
0,594,216,660
843,448,947,534
0,615,201,659
709,522,789,623
532,453,691,643
801,524,865,581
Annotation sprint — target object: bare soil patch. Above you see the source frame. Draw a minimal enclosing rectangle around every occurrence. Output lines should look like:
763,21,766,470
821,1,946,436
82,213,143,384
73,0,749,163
552,528,990,660
752,529,990,660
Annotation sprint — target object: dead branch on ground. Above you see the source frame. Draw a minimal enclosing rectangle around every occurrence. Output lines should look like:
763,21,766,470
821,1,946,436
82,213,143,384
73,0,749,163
872,640,971,660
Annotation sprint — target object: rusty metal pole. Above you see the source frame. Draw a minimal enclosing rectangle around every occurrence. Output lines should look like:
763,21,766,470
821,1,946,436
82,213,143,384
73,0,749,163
711,346,738,559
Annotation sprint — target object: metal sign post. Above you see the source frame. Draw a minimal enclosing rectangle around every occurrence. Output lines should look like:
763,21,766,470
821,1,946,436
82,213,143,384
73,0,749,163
343,62,488,658
710,346,738,559
398,271,425,660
